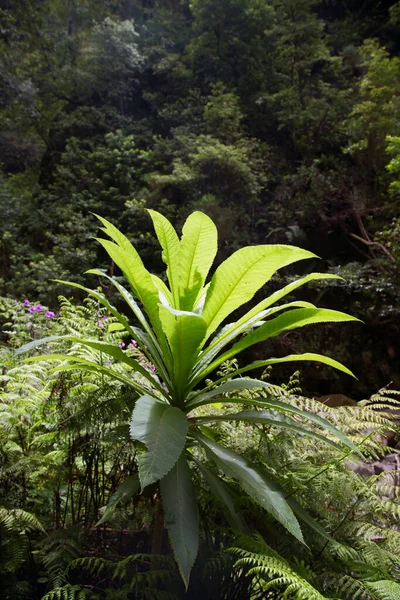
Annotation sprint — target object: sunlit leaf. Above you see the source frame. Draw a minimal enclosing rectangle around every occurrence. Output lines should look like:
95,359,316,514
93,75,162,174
179,211,218,311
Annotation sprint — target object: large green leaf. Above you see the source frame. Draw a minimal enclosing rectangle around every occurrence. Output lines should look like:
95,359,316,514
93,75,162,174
96,239,164,338
94,213,137,255
29,355,155,397
93,216,171,356
15,335,70,355
190,301,316,386
189,353,355,403
178,211,218,311
230,272,342,331
83,272,172,378
130,395,188,488
186,378,274,409
94,215,165,336
195,460,249,533
196,396,362,456
202,308,360,377
230,353,355,378
96,474,140,526
161,454,199,588
151,274,173,306
286,496,333,542
159,306,207,403
83,272,153,337
148,210,181,308
191,410,343,450
201,245,316,338
62,338,168,397
196,434,304,543
94,236,171,364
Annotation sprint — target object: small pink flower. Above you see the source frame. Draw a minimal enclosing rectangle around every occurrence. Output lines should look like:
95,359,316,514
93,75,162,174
35,304,43,311
97,321,103,328
118,341,125,349
24,299,30,307
29,306,36,313
131,339,138,348
45,311,55,318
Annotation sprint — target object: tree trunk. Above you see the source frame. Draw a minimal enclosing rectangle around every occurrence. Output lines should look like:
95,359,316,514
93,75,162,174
151,493,165,556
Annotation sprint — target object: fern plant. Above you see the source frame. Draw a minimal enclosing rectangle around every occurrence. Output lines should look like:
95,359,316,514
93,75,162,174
227,384,400,600
231,532,329,600
0,507,44,600
19,210,361,585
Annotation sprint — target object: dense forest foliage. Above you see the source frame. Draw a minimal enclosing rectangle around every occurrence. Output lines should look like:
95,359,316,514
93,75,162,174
1,1,400,599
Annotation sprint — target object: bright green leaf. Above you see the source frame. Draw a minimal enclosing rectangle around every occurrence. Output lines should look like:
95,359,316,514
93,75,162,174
148,210,181,308
159,306,207,403
204,308,361,376
179,211,218,311
202,245,316,338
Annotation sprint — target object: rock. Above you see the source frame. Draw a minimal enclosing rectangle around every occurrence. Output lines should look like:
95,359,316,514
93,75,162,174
373,453,400,474
347,461,376,476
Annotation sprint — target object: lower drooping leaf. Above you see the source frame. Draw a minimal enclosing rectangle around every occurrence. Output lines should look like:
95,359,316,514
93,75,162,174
192,395,362,456
130,395,188,488
196,434,304,543
161,454,199,588
96,474,140,526
191,410,343,450
195,459,249,533
285,496,333,542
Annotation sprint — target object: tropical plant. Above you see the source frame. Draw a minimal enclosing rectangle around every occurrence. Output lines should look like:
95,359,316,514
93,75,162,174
19,210,361,586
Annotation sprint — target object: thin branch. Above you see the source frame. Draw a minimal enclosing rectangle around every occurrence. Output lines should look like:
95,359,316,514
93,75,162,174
348,232,396,262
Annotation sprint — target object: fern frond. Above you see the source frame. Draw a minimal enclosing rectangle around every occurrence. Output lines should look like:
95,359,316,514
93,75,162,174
40,584,88,600
366,579,400,600
230,534,328,600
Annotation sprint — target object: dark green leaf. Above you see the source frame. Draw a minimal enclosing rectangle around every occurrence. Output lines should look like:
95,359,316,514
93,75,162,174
197,434,304,543
161,454,199,588
130,395,188,488
96,474,140,526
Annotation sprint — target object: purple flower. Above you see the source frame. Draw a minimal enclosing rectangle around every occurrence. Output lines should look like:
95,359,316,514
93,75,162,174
45,311,55,318
131,339,138,348
35,304,43,311
97,321,103,328
103,315,107,321
118,341,125,349
24,299,30,307
150,364,156,373
29,306,36,313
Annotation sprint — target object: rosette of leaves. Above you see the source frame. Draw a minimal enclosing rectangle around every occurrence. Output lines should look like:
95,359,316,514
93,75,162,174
18,210,361,587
